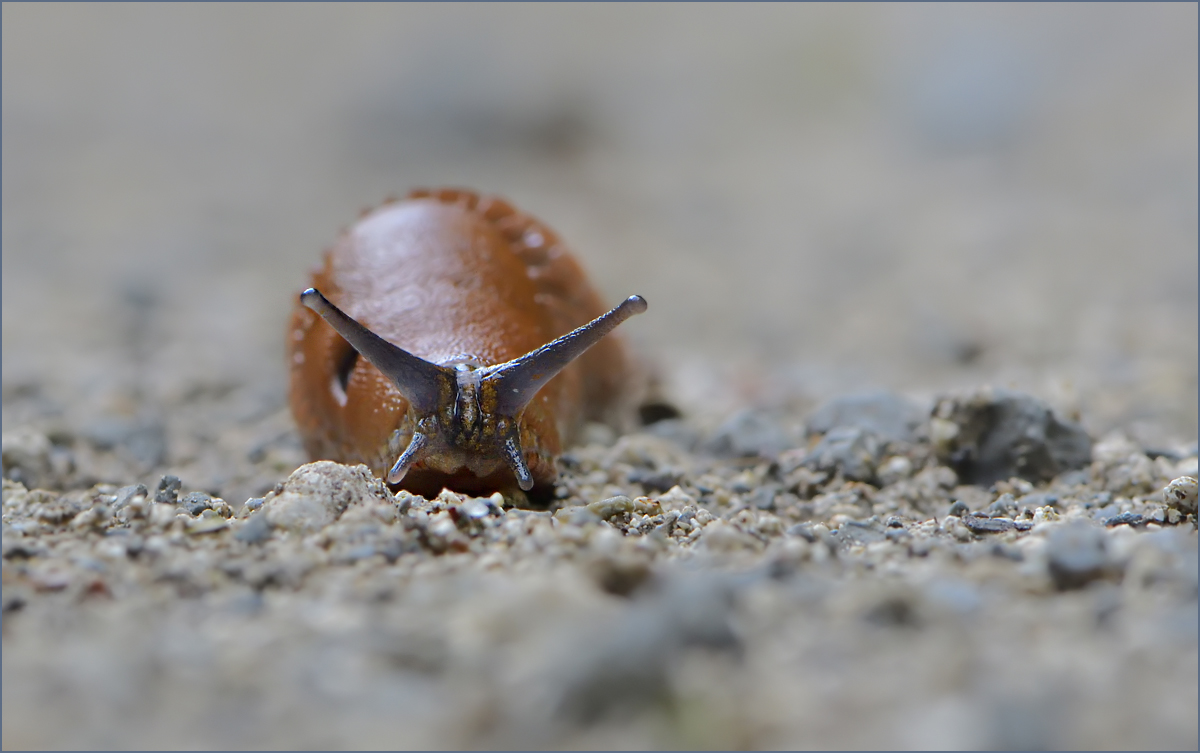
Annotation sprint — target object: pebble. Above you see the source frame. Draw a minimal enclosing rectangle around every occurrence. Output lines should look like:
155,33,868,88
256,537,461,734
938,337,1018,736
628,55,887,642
261,462,392,533
1104,512,1144,528
960,514,1014,534
877,455,914,486
181,492,214,516
932,388,1092,486
987,493,1018,517
233,513,273,544
805,391,927,443
154,475,182,504
113,484,148,509
1162,476,1197,515
803,426,883,483
706,410,794,458
700,521,762,552
1045,522,1112,590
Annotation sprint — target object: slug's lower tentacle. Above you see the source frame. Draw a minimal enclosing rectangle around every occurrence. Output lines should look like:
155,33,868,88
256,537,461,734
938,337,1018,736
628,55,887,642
500,426,535,491
387,430,430,484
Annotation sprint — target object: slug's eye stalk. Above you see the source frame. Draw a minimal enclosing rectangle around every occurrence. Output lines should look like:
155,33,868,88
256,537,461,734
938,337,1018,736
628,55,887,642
487,295,648,418
300,288,450,417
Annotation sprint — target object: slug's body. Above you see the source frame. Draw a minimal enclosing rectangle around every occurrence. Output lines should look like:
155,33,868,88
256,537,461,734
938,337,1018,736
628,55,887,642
288,188,644,499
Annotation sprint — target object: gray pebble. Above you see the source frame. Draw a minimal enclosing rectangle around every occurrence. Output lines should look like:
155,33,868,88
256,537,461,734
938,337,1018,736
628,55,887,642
706,410,793,458
1046,522,1112,591
641,418,700,451
181,492,214,516
987,493,1018,516
948,500,970,517
1018,491,1060,511
961,514,1014,534
113,484,148,509
234,513,273,544
154,475,182,504
803,426,882,483
748,484,780,510
805,391,927,443
1103,512,1144,528
786,522,819,542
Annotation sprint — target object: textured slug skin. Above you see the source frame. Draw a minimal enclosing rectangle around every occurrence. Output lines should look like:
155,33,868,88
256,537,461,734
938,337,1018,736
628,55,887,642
287,188,636,497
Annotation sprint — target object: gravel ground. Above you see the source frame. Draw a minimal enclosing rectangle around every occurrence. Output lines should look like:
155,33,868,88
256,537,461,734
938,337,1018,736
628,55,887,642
3,5,1197,750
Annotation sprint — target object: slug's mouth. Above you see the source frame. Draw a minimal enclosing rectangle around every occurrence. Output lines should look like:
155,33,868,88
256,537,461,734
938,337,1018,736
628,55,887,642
396,467,557,506
300,287,647,492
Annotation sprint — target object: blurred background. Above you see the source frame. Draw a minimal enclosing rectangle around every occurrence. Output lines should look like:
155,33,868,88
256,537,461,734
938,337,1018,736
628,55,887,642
4,4,1197,460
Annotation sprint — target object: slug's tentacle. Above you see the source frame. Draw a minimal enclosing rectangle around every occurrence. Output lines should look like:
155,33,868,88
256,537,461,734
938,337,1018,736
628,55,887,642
300,288,451,415
387,430,429,484
487,295,648,418
499,422,535,491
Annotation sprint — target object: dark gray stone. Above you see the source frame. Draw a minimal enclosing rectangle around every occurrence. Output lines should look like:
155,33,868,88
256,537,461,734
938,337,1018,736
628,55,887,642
802,426,882,483
805,391,927,443
934,389,1092,486
961,514,1014,534
154,475,182,504
181,491,214,516
1103,512,1145,528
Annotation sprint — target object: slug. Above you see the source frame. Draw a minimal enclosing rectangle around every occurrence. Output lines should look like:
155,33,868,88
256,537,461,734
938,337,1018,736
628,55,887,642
287,188,646,500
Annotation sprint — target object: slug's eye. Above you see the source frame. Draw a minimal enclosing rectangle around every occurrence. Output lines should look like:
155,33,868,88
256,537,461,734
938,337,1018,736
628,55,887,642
331,343,359,407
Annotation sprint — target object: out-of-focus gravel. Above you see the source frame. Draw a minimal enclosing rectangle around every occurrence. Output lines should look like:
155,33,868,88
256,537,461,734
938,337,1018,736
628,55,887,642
3,5,1196,750
3,389,1197,749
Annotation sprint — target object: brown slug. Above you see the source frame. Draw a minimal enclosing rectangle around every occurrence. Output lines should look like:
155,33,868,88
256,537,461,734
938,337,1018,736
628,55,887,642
287,188,645,500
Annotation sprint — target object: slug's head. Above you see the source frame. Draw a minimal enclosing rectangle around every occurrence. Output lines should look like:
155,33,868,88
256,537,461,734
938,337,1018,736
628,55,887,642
299,288,647,492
